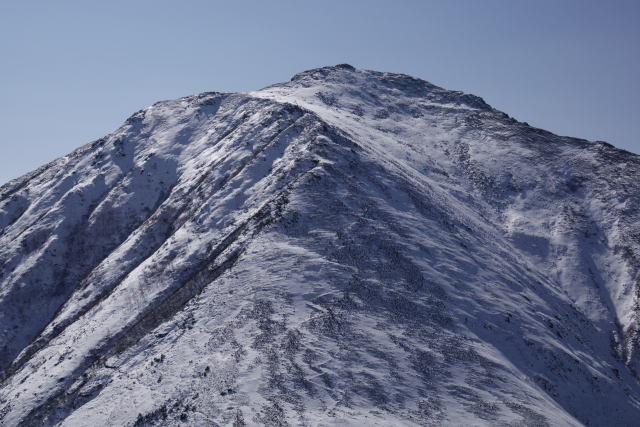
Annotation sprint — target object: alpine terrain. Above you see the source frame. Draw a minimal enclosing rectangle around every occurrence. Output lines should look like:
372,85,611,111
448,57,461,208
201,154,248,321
1,64,639,426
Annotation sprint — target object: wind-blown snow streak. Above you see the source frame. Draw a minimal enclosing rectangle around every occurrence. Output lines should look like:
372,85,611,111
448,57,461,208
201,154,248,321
1,65,639,426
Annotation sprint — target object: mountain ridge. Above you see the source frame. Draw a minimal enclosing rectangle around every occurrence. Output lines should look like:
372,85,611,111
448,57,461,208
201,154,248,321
1,65,639,426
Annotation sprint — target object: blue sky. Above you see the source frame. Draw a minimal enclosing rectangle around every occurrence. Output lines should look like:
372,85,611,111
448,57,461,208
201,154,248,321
1,1,638,184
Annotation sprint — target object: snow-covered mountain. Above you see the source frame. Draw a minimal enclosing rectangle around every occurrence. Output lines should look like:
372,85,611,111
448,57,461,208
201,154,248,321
1,64,639,426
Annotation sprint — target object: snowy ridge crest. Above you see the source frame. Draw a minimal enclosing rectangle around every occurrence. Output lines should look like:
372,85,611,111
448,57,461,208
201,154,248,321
0,66,639,426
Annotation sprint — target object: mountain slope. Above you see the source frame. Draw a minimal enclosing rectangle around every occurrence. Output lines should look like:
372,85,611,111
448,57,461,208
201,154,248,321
0,65,639,426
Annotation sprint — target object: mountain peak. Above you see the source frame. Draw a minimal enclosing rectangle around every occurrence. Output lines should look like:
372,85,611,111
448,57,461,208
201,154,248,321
255,64,495,122
1,66,639,426
289,63,357,81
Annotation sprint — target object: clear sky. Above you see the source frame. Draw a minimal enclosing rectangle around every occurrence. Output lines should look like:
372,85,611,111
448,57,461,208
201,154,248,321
1,0,638,185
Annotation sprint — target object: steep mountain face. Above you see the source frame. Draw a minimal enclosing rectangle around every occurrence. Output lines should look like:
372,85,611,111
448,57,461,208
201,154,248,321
0,64,639,426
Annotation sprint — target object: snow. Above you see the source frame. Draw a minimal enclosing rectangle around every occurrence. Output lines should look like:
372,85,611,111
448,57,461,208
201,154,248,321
1,65,639,426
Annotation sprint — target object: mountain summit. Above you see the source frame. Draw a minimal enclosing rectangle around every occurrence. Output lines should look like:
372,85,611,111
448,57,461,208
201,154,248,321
1,65,639,426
